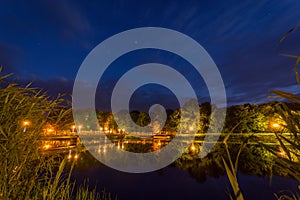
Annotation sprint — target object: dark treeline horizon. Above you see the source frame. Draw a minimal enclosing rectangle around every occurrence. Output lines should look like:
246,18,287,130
94,101,300,133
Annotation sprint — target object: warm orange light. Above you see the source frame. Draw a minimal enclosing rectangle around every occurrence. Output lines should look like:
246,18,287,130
47,128,54,133
272,123,280,128
191,145,196,151
68,154,72,159
71,125,76,129
279,149,286,156
23,121,30,126
189,126,194,131
43,144,51,149
74,154,79,159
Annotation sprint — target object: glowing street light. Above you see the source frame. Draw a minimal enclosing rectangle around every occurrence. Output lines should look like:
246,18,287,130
43,144,51,150
157,140,161,146
47,128,54,134
71,125,76,134
78,125,82,133
22,120,30,132
190,143,196,152
272,123,280,128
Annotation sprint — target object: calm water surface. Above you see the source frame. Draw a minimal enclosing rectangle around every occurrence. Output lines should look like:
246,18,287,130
72,162,299,200
69,139,299,200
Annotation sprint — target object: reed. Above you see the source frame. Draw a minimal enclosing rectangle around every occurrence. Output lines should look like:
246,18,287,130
0,70,110,199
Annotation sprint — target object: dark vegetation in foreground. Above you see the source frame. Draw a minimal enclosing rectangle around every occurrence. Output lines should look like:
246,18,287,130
0,71,113,200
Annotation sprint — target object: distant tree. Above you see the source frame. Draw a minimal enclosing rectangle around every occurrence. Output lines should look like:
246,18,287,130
168,109,180,132
136,111,151,127
162,109,175,132
198,102,211,133
130,110,140,124
97,111,111,128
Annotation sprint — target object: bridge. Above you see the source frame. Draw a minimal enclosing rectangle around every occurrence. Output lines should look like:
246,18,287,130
39,132,292,151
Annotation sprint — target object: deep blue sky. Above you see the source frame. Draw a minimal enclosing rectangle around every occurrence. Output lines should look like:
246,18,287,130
1,0,300,110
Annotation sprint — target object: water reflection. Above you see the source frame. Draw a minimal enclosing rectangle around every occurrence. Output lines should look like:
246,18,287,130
35,132,299,200
40,133,297,183
65,139,294,182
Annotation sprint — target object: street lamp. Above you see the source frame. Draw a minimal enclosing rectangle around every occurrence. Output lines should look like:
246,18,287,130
22,120,30,132
71,125,76,134
47,128,54,134
190,143,196,152
272,123,280,129
43,144,51,150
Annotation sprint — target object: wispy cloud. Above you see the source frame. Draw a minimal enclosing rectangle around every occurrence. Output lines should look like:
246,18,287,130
41,0,94,49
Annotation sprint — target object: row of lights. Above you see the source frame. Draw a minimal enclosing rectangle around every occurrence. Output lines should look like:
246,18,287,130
22,120,84,134
100,127,126,134
22,120,282,132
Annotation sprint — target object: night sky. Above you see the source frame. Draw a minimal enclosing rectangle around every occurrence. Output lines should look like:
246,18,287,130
1,0,300,110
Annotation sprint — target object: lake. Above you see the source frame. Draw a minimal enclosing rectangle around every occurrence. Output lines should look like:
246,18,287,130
67,136,300,200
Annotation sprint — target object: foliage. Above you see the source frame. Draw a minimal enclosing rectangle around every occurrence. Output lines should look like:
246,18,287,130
271,27,300,198
221,133,247,200
0,71,109,199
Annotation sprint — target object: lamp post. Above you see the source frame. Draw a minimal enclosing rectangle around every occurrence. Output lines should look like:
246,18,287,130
270,122,289,158
22,121,30,132
71,125,76,134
